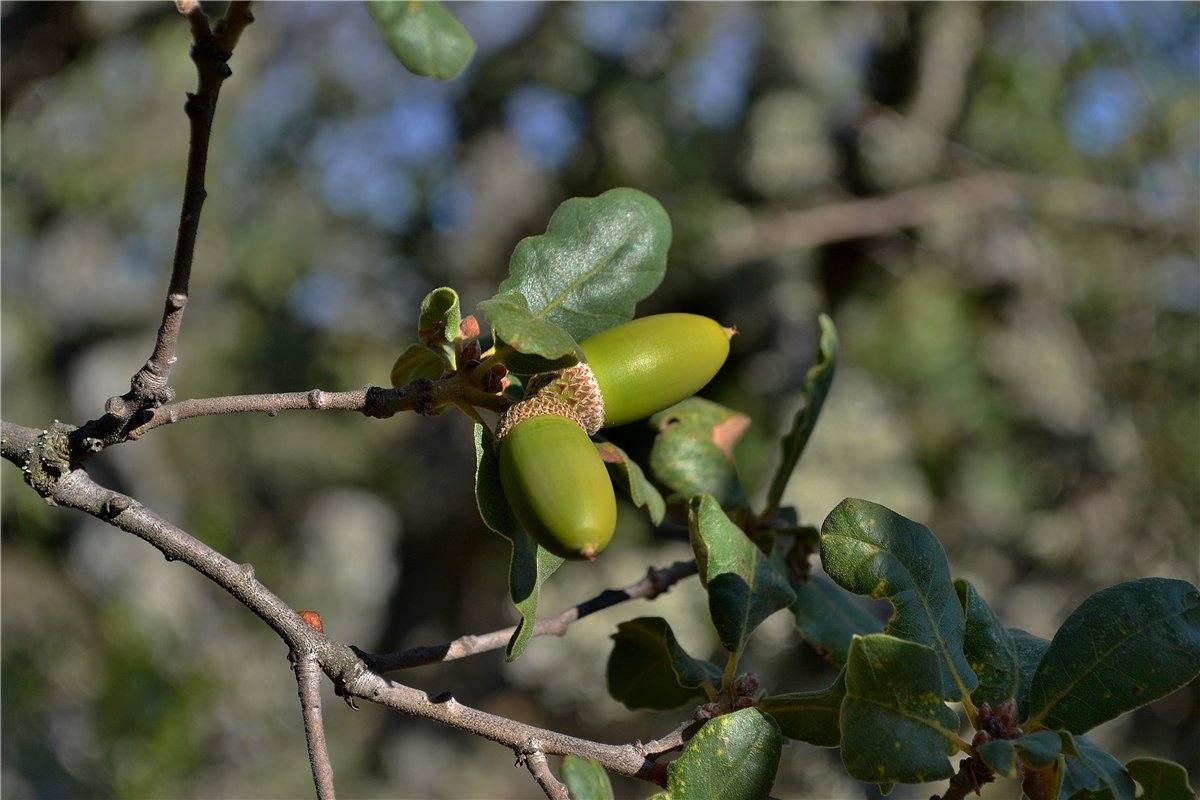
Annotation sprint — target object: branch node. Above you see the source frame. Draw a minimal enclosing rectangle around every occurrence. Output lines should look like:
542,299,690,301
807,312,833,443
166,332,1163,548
103,493,133,519
308,389,328,410
240,562,256,583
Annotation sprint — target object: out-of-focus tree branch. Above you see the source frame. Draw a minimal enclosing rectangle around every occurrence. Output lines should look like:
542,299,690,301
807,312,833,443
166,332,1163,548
713,171,1200,267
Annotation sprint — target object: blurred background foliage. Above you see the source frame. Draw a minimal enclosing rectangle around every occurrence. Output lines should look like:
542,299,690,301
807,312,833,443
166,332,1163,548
2,2,1197,798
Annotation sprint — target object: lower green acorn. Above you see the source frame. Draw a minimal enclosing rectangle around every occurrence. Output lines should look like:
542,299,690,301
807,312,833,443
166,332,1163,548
498,412,617,560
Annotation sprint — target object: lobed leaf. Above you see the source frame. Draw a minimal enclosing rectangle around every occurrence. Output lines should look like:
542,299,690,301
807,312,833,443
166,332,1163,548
789,571,884,666
758,668,846,747
560,756,614,800
955,579,1020,707
840,634,960,785
472,425,564,660
820,498,978,701
606,617,720,711
595,440,666,526
482,188,670,356
1007,626,1051,720
977,730,1063,779
1126,758,1196,800
417,286,462,348
366,0,475,80
389,343,448,388
1060,734,1137,800
477,292,582,374
763,313,838,517
650,398,750,510
1026,578,1200,735
660,709,782,800
689,495,796,653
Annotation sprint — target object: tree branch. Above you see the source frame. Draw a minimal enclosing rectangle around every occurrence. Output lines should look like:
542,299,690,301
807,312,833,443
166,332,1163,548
518,745,570,800
65,1,253,459
294,651,337,800
362,560,699,672
713,171,1200,267
0,432,687,789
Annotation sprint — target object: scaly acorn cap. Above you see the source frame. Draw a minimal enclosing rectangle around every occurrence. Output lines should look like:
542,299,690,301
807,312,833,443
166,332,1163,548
495,363,605,442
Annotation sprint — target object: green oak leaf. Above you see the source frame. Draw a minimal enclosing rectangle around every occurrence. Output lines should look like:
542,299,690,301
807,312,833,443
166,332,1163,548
763,313,838,517
481,188,670,353
660,709,782,800
606,617,720,711
1008,626,1051,720
688,495,796,653
955,579,1020,707
1026,578,1200,735
389,343,448,388
594,440,666,526
650,398,750,510
560,756,614,800
367,0,475,80
977,730,1064,779
789,571,885,666
758,668,847,747
478,292,582,374
417,286,462,350
1060,734,1137,800
821,498,979,702
1126,758,1196,800
840,634,960,785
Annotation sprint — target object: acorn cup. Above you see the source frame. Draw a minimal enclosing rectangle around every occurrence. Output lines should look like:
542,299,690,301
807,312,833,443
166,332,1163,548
496,313,734,560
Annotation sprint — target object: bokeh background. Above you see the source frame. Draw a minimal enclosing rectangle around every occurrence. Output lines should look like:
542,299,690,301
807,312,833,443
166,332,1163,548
2,2,1197,798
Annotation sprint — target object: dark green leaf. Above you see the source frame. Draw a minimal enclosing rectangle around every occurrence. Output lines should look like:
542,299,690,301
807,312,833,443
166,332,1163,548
662,709,782,800
789,572,884,666
821,499,979,701
484,187,671,348
977,730,1063,779
955,579,1020,707
764,313,838,517
607,617,720,711
840,634,960,785
758,668,846,747
417,286,462,355
478,292,582,373
366,0,475,80
560,756,614,800
473,425,564,660
689,495,796,653
1007,627,1051,720
842,635,961,785
1061,734,1137,800
1027,578,1200,734
389,343,447,388
650,398,750,509
1126,758,1196,800
595,440,666,525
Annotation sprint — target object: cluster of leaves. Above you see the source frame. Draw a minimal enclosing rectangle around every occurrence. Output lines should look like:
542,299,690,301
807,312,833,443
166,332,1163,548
382,180,1200,799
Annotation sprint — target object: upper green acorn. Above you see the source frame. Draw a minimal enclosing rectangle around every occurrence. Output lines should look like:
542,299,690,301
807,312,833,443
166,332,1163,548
581,313,733,428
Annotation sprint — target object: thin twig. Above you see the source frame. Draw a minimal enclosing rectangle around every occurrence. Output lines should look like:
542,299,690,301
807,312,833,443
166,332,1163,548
294,651,337,800
67,2,253,458
362,561,699,672
518,745,570,800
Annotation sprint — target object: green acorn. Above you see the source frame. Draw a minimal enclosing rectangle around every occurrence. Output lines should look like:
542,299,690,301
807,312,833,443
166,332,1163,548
498,404,616,561
581,313,733,428
495,313,732,560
